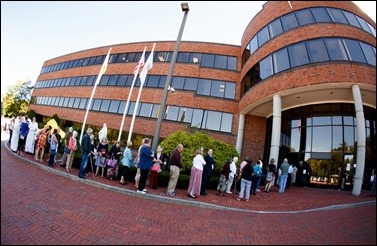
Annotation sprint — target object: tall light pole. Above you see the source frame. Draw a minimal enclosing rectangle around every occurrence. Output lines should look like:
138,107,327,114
151,2,189,151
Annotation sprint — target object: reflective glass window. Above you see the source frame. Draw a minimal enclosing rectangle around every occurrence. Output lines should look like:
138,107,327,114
288,43,309,67
306,39,329,62
273,48,290,73
87,76,95,86
355,15,373,34
108,75,119,86
214,55,227,69
257,26,270,47
118,101,126,114
116,75,128,86
146,75,160,87
324,38,348,61
201,54,215,67
249,36,258,54
295,9,315,25
221,113,233,133
343,11,361,28
312,126,332,152
310,7,332,23
344,126,355,151
99,75,110,86
139,103,153,117
281,13,299,31
327,8,348,24
158,75,167,88
205,111,222,131
305,126,312,151
260,55,273,80
165,106,179,121
197,79,212,96
155,52,171,62
190,53,202,64
332,126,343,150
151,105,159,118
109,101,120,113
177,52,190,63
100,99,110,112
91,99,101,111
227,56,237,70
128,102,137,116
191,109,204,128
268,18,283,38
291,127,301,152
224,82,235,99
171,77,185,90
342,39,366,63
211,81,225,98
62,97,69,107
360,42,376,66
178,108,193,123
78,98,87,109
184,77,198,91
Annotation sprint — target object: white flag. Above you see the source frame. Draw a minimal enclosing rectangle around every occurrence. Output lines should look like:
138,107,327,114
96,48,112,85
139,43,156,85
133,49,146,76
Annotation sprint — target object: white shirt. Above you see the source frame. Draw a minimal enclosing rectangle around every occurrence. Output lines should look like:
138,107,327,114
192,154,206,171
229,161,237,178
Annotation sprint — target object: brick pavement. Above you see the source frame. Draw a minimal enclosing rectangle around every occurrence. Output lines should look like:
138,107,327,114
1,139,376,245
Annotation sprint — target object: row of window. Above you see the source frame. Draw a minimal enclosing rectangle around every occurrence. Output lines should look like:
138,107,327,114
258,37,376,81
34,96,233,133
35,74,236,100
40,51,237,75
247,7,376,57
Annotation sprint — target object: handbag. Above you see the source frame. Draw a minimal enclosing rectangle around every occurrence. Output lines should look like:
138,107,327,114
107,155,118,168
64,147,71,154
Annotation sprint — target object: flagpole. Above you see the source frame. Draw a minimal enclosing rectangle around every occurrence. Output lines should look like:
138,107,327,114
117,47,147,142
80,48,111,144
127,43,156,143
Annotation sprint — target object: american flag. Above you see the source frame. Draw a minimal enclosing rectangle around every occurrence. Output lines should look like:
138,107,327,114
133,49,146,75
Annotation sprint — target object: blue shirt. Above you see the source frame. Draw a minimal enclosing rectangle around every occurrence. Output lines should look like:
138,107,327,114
138,145,153,170
121,147,133,168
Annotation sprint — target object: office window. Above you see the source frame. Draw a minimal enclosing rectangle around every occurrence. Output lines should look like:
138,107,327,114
92,99,101,111
295,9,315,25
273,48,290,73
214,55,227,69
116,53,128,63
177,52,190,63
118,101,126,114
201,54,215,67
171,77,184,90
311,7,332,23
109,100,120,113
146,75,160,88
227,56,237,71
306,39,329,62
205,111,221,131
221,113,233,133
197,79,212,96
100,99,110,112
342,39,366,63
249,36,258,54
178,107,193,123
184,77,198,91
139,103,153,117
259,55,273,80
108,75,119,86
324,38,348,61
288,43,310,67
190,53,202,64
269,18,283,38
211,81,225,98
73,98,80,108
327,8,348,24
116,75,128,86
281,13,299,31
165,106,179,121
67,98,74,107
191,109,204,128
343,11,361,28
224,83,235,99
100,75,110,86
87,76,95,86
360,42,376,66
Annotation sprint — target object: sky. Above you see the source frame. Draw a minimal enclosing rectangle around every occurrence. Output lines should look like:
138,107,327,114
1,1,376,98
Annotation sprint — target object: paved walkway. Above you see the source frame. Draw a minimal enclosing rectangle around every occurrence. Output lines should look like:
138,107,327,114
1,134,376,245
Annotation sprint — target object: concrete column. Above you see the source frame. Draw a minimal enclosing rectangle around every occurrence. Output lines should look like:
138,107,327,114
351,84,366,196
236,114,245,155
269,94,281,167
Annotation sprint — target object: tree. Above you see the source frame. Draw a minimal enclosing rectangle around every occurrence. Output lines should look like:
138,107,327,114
2,80,34,117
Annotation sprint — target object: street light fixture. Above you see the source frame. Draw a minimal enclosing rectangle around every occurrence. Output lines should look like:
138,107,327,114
151,2,189,151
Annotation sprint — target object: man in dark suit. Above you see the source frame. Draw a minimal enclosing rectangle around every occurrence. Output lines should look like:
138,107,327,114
200,149,215,196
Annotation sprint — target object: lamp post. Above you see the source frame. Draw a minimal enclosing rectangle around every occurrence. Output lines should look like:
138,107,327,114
151,2,189,151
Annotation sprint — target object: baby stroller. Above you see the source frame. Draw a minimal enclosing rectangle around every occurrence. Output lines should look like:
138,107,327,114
106,154,118,180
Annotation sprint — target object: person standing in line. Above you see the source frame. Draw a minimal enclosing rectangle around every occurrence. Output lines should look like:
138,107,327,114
251,161,262,195
286,162,294,189
369,168,376,197
226,157,238,194
10,114,21,153
85,134,96,176
166,144,184,196
66,131,78,172
149,145,166,189
264,158,277,192
17,116,29,156
48,129,59,167
120,141,133,185
200,148,215,196
8,117,15,145
134,138,147,189
217,160,231,196
107,140,122,180
98,123,107,142
78,128,93,179
291,163,297,185
35,126,51,162
255,157,263,192
278,158,290,193
60,127,73,167
237,158,253,202
137,138,154,194
25,117,38,154
95,137,109,177
187,147,206,198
